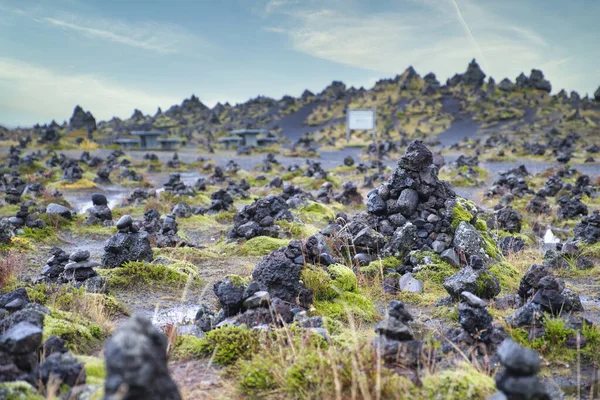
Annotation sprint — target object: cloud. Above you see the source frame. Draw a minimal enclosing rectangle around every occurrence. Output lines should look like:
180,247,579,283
41,14,205,54
266,0,578,92
264,26,286,33
0,58,179,126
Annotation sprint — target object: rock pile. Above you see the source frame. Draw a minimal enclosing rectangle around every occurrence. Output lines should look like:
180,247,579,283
93,167,111,184
209,276,295,329
155,213,190,248
443,255,500,300
491,339,549,400
102,215,153,268
36,247,70,283
489,206,522,233
506,263,581,329
61,250,104,292
488,165,532,198
557,195,588,220
103,314,181,400
166,153,181,169
164,173,195,196
373,300,422,365
8,204,45,230
452,291,506,349
84,193,113,225
352,141,457,256
574,210,600,244
228,194,293,240
62,159,83,183
333,181,363,205
0,292,86,395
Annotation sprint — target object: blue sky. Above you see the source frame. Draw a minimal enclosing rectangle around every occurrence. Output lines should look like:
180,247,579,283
0,0,598,127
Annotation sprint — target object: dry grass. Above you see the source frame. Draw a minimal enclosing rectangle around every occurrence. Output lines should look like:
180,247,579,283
0,251,26,290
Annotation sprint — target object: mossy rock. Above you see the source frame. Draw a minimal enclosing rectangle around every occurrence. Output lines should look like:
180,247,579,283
302,264,357,301
175,326,261,365
412,254,458,285
489,262,520,293
313,291,378,323
361,256,402,277
241,236,290,256
76,355,106,385
327,264,357,293
296,201,337,224
237,357,278,396
0,381,44,400
98,260,202,289
419,363,495,400
451,197,477,229
43,309,105,352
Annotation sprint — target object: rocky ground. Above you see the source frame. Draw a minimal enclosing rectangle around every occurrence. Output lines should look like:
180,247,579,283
0,66,599,400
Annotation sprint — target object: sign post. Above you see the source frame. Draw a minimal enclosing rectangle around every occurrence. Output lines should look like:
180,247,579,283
347,108,376,143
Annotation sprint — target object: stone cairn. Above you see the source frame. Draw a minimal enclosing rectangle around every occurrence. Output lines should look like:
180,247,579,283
194,240,313,332
373,300,422,366
490,339,549,400
228,194,294,240
164,173,195,196
101,215,153,268
36,247,70,283
574,210,600,244
444,291,507,352
93,168,111,184
0,289,86,396
84,193,113,226
154,213,190,248
8,204,45,230
61,250,105,292
506,263,582,330
103,314,181,400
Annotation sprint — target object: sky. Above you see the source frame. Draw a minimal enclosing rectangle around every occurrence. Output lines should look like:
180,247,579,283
0,0,598,127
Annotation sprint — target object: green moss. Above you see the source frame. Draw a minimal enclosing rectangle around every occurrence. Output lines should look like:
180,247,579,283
313,291,378,323
0,381,44,400
296,201,337,224
21,225,58,243
225,274,249,288
177,214,223,231
302,264,357,301
302,267,335,301
475,271,497,297
327,264,358,293
489,262,520,293
76,355,106,385
581,242,600,259
420,364,495,400
276,220,320,238
451,198,477,229
285,351,330,395
362,256,402,277
237,357,278,396
281,170,302,181
175,326,261,365
39,213,73,230
358,263,381,277
241,236,290,256
43,309,104,352
98,260,202,289
480,230,501,259
412,257,457,285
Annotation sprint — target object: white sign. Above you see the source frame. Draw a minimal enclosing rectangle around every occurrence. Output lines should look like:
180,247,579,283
348,109,375,130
